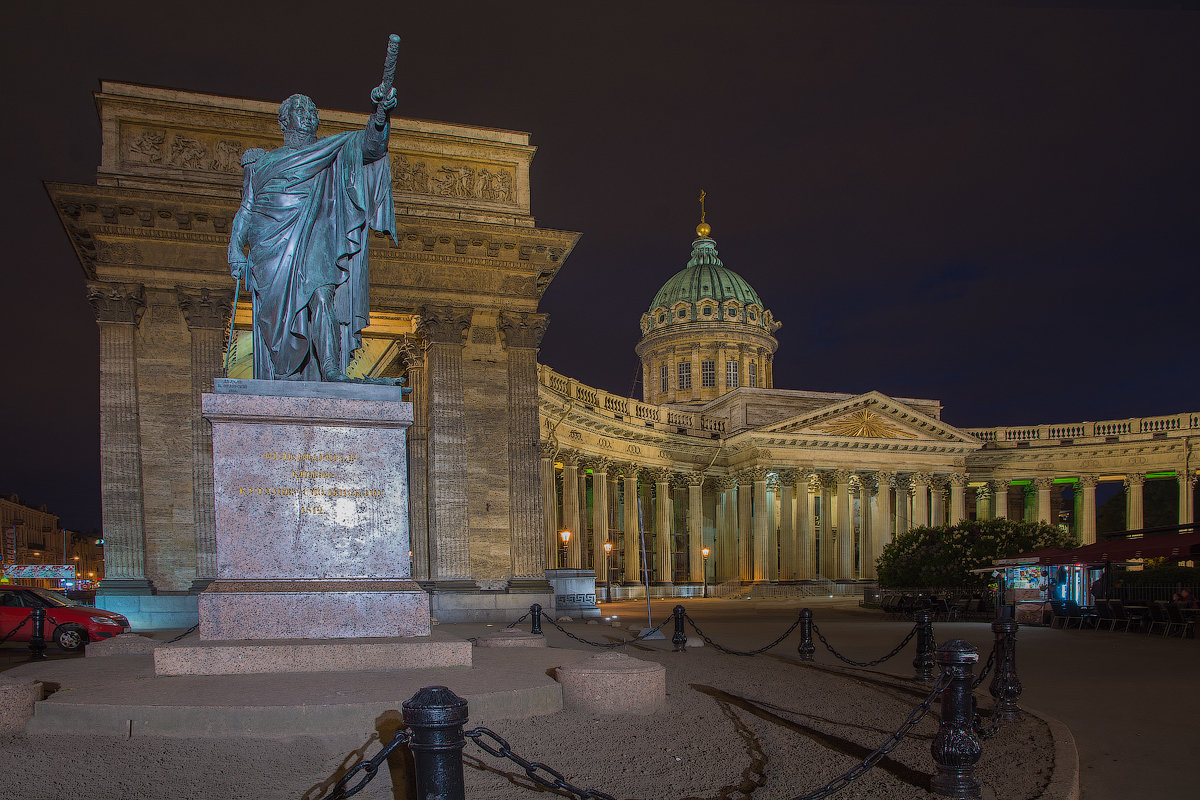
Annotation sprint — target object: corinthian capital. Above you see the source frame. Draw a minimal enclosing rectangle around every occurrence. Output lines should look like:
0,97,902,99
86,281,146,325
176,286,235,331
498,311,549,350
417,306,472,344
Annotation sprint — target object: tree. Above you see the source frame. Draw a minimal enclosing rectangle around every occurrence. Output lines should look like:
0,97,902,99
876,518,1078,589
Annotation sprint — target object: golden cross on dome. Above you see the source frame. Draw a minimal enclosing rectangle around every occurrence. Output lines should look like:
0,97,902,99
696,189,711,238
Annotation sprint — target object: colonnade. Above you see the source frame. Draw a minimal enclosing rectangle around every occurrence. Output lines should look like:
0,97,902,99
538,452,1200,586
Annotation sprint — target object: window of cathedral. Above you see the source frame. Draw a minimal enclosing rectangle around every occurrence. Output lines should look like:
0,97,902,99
677,309,687,318
678,362,692,390
748,361,758,388
660,364,668,393
702,306,712,316
727,361,739,388
748,310,757,321
701,360,715,387
728,306,738,318
657,313,665,324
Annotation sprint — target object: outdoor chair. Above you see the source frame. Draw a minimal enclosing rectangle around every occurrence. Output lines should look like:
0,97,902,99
1091,599,1115,631
1107,599,1137,633
1166,603,1195,638
933,598,953,621
1062,600,1092,629
1144,601,1177,637
1049,600,1070,629
951,598,970,621
896,595,915,619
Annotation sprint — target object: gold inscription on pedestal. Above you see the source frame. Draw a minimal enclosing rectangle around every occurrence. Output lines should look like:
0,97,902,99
235,452,386,517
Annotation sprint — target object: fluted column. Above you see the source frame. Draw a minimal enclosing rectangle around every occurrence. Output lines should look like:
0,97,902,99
1125,473,1145,530
1034,477,1054,523
818,473,835,578
1179,472,1196,525
834,470,854,579
500,307,553,579
1077,475,1099,545
651,469,673,584
622,465,641,583
859,475,876,580
687,472,705,583
590,458,611,575
778,470,797,581
561,451,582,568
895,475,911,534
949,473,969,525
751,468,770,582
975,484,993,522
874,471,895,567
911,473,932,529
400,337,431,581
738,473,754,581
177,286,233,592
418,306,473,583
88,281,150,594
930,477,947,527
577,468,590,565
716,476,738,582
540,442,558,570
992,479,1009,520
797,472,815,579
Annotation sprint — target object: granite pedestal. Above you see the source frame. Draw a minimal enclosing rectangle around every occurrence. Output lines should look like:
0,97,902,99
198,379,431,641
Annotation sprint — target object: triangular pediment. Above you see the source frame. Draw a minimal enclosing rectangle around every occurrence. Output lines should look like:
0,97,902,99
758,391,981,445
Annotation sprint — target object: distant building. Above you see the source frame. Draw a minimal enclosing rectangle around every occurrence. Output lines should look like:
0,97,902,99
0,495,103,587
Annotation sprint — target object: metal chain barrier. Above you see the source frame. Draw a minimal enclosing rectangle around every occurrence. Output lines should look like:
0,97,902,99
972,696,1003,741
812,622,919,668
466,726,618,800
165,624,199,644
684,610,805,656
317,729,412,800
543,615,670,648
505,610,531,630
972,639,997,689
786,671,953,800
0,614,33,646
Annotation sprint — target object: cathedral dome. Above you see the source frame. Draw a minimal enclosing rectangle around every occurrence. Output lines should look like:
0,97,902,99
641,234,778,335
636,217,781,406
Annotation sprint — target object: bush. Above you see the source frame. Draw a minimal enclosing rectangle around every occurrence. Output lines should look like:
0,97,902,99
1118,564,1200,588
876,519,1079,590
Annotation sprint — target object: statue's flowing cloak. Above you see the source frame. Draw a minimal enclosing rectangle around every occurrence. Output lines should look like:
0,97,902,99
242,130,396,379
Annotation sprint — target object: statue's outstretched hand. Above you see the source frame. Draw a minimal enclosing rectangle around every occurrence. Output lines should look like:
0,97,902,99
371,86,397,112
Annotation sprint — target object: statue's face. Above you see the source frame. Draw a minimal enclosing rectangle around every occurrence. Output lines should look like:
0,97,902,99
283,98,318,136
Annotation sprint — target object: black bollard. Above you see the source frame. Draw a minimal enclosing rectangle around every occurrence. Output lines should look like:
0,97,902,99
671,605,687,652
797,608,815,662
530,603,543,635
403,686,469,800
989,618,1023,721
912,608,935,683
930,639,982,799
28,607,47,661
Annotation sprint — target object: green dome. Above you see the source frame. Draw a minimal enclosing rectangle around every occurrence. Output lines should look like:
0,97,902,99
649,238,763,311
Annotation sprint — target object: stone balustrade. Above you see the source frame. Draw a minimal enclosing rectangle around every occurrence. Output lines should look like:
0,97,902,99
964,412,1200,446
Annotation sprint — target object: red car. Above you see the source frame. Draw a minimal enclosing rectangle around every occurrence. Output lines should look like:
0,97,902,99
0,586,132,651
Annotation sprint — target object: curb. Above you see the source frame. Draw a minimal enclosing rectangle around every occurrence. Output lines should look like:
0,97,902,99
1026,705,1080,800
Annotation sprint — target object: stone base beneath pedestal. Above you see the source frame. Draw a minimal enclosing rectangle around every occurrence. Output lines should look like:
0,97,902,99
198,579,431,640
154,630,470,676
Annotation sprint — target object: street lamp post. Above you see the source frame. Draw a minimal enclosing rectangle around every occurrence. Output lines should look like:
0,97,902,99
701,547,710,598
603,541,613,602
559,529,571,569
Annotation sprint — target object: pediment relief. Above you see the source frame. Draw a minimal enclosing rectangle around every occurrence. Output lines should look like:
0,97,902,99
760,392,980,446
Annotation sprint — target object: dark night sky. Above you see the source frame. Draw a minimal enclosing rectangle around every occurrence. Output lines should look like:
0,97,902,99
2,2,1196,531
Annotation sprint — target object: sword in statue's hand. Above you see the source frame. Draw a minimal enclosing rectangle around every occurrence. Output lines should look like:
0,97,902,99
371,34,401,129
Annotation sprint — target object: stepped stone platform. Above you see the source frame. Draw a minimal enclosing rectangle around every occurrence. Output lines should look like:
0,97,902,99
7,645,591,738
153,630,471,676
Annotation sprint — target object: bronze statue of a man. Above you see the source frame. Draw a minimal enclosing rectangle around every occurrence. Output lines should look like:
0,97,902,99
227,77,398,382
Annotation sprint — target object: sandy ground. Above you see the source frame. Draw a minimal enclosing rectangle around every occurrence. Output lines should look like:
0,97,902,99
1,595,1187,799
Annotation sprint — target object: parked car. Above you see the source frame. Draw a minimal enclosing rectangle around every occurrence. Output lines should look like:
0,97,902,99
0,586,131,651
